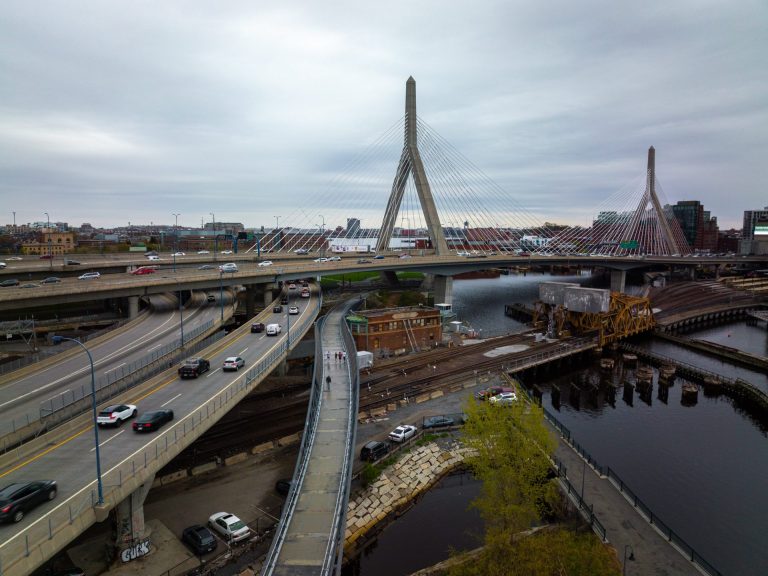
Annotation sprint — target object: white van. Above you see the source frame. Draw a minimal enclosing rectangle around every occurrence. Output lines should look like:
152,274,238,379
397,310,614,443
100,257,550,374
266,323,281,336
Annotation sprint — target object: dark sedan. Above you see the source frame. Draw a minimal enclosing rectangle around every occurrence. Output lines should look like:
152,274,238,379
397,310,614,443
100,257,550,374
0,279,19,288
0,480,57,523
182,524,218,555
422,415,455,429
132,410,174,432
41,277,61,284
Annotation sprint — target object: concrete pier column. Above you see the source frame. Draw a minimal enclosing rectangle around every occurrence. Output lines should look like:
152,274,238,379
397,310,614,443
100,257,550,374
434,275,453,305
127,296,139,319
688,266,696,281
264,283,278,306
113,474,154,558
276,358,288,377
245,284,264,318
610,269,626,293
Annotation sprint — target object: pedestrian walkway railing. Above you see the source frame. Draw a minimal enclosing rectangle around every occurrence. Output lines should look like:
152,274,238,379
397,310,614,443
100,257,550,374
0,297,322,576
540,402,723,576
553,458,606,541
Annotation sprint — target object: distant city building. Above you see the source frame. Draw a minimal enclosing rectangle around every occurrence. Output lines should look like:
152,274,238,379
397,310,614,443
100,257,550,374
346,218,361,237
742,207,768,240
670,200,719,251
21,230,76,256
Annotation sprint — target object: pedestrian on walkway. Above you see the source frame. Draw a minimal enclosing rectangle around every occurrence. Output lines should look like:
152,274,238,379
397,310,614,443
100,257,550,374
325,375,331,390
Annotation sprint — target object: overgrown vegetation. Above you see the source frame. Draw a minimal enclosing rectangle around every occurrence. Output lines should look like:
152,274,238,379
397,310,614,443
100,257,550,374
449,399,619,576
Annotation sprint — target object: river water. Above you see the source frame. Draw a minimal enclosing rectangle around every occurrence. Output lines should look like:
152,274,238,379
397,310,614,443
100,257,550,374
347,274,768,575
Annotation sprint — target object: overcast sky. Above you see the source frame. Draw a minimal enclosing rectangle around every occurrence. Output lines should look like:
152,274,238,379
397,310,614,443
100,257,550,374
1,0,766,231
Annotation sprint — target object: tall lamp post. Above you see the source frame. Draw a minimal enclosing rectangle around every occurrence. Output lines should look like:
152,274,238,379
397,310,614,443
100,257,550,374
219,270,224,323
51,336,104,505
172,213,181,272
210,213,217,262
274,216,280,252
44,212,52,270
318,214,325,258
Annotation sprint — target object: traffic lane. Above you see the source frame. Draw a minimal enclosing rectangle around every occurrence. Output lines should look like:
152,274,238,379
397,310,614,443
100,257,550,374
0,293,316,542
0,306,214,425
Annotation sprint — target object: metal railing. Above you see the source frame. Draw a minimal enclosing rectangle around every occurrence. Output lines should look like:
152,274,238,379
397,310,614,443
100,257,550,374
540,403,723,576
0,297,322,576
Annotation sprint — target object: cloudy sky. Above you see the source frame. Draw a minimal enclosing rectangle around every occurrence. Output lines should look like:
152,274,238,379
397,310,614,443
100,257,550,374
1,0,766,231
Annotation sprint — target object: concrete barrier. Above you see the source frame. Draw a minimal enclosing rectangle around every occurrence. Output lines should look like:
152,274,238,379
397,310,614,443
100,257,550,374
252,441,275,455
277,433,300,447
224,452,248,466
191,461,218,476
415,393,431,404
429,390,444,400
159,470,188,486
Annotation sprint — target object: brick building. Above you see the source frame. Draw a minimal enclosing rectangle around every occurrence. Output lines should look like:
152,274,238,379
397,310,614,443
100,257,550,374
347,306,442,355
21,231,76,256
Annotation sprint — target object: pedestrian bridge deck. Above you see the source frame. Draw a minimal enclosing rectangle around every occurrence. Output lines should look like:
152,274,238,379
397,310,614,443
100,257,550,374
266,304,357,576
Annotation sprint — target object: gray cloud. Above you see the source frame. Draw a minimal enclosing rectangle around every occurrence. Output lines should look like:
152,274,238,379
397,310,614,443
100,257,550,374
1,0,765,230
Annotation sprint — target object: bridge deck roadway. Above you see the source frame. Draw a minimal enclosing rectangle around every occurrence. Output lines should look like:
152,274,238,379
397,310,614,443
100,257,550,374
271,307,353,575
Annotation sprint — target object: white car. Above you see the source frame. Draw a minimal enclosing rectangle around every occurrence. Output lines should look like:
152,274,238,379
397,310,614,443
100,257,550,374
221,250,233,255
258,261,273,267
288,283,296,290
489,392,518,405
389,424,417,443
172,252,185,257
222,356,245,371
294,248,309,254
197,250,210,255
328,256,342,261
78,272,101,280
146,255,161,261
208,512,251,543
0,262,5,269
219,263,238,273
288,306,299,315
97,404,137,427
313,257,328,263
8,256,23,261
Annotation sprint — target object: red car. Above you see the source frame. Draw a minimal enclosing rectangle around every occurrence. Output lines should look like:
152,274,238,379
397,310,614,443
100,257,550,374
131,267,156,275
39,254,53,260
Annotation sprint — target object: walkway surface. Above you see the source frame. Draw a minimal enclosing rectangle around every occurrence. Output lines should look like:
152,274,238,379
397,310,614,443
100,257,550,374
270,306,354,575
552,427,706,576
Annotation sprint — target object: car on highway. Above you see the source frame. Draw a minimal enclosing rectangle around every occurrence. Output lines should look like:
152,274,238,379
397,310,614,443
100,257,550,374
198,264,215,270
197,250,210,255
41,277,61,284
300,289,310,298
7,256,22,261
288,283,296,290
178,357,210,378
78,272,101,280
373,255,385,260
131,266,156,275
250,322,265,333
220,250,233,255
64,259,81,265
288,306,299,315
146,255,161,261
20,283,40,289
294,248,309,255
206,294,215,302
258,260,273,267
0,262,5,269
489,391,518,405
388,424,417,443
132,409,174,432
422,415,455,429
219,262,238,273
273,305,282,313
357,259,371,264
280,296,289,304
266,323,281,336
399,254,411,259
0,480,57,523
1,279,20,287
171,252,186,257
97,404,137,427
328,256,342,261
39,254,53,260
313,257,328,263
222,356,245,371
208,512,251,543
182,524,218,555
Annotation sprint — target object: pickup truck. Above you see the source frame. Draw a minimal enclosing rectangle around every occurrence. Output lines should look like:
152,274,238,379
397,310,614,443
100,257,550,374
178,357,210,379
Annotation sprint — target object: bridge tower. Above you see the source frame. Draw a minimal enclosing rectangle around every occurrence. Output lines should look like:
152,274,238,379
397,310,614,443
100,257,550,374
376,77,449,254
638,146,688,255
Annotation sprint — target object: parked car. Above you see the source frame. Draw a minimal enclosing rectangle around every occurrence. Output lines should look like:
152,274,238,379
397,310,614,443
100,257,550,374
132,409,174,432
273,305,283,313
275,479,292,496
250,322,265,333
78,272,100,280
422,415,455,429
288,306,299,315
219,262,238,273
131,267,156,275
208,512,251,543
360,440,390,462
475,386,514,401
41,277,61,284
489,391,518,405
388,424,417,443
97,404,137,427
1,279,20,287
257,260,273,267
178,357,210,378
222,356,245,371
182,524,218,555
0,480,57,523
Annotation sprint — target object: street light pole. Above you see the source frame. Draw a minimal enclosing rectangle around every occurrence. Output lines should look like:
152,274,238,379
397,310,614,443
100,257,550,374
210,213,217,262
51,336,104,505
274,216,280,251
219,270,224,323
44,212,52,270
318,214,325,257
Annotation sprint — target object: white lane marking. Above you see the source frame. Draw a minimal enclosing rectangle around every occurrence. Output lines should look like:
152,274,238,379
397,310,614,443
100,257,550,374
161,393,182,408
239,347,248,355
4,298,306,546
104,363,126,374
207,368,221,377
90,429,124,452
147,344,162,351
